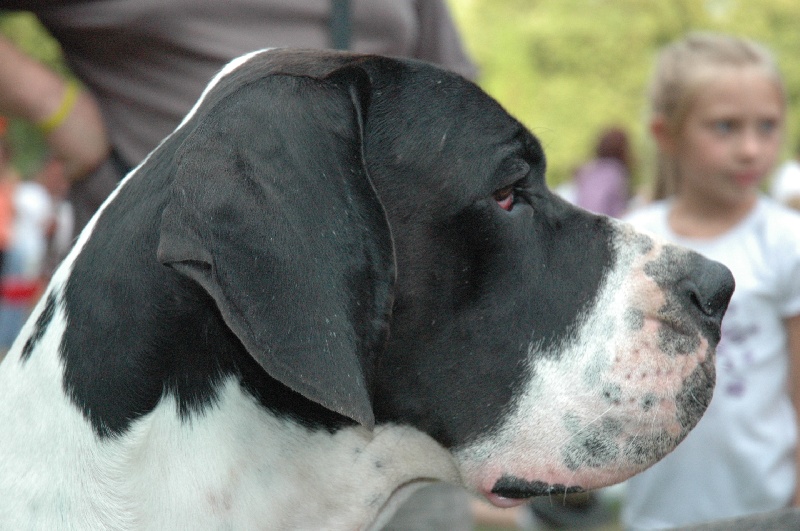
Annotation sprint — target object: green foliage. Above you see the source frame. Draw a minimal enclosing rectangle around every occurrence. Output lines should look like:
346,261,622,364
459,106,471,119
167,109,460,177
448,0,800,190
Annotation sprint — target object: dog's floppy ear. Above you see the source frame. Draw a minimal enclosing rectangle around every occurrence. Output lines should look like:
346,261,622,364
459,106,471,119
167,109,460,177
157,66,393,429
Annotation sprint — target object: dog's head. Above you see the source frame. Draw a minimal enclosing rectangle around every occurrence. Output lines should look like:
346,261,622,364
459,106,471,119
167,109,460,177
153,49,733,504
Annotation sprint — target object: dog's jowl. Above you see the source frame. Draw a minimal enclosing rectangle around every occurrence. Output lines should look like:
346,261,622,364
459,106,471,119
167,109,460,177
0,49,734,529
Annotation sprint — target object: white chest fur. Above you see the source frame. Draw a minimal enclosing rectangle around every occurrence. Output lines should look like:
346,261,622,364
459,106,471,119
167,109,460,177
0,310,459,530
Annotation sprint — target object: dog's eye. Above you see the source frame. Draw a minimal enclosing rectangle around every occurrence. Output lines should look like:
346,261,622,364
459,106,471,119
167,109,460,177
493,186,515,211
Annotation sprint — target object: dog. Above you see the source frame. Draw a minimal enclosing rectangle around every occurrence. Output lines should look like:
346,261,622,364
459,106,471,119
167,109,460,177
0,49,734,529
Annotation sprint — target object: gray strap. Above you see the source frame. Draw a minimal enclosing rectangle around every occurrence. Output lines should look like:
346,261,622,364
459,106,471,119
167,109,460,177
329,0,351,50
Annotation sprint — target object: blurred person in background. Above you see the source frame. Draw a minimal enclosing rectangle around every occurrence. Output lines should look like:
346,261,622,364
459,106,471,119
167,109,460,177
555,126,633,219
33,155,72,279
572,126,633,218
0,120,15,275
623,32,800,530
0,124,17,355
0,157,51,350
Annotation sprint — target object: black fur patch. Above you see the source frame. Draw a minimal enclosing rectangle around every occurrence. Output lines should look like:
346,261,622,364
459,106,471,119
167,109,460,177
61,162,353,437
20,291,58,362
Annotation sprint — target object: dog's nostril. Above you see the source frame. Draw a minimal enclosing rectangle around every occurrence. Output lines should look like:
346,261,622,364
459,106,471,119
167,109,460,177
683,257,735,320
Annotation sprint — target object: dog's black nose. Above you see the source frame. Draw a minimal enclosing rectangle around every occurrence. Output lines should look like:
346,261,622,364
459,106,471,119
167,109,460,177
680,254,735,332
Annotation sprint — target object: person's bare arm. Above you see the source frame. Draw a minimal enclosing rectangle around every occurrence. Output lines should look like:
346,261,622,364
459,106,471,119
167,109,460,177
0,35,109,179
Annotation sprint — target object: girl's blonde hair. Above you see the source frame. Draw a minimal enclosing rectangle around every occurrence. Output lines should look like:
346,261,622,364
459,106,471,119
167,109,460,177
647,32,785,200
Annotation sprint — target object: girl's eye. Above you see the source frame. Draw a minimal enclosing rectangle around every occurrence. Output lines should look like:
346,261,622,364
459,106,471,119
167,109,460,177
493,186,515,211
713,120,735,134
758,119,778,135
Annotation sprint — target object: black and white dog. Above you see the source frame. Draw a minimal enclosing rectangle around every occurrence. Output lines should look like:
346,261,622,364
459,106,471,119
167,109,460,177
0,49,734,529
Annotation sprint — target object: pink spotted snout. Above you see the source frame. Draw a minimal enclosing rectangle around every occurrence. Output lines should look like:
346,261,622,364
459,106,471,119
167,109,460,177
456,226,734,505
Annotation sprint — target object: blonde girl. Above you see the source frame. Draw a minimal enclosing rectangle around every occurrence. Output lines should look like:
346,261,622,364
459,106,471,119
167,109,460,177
623,33,800,529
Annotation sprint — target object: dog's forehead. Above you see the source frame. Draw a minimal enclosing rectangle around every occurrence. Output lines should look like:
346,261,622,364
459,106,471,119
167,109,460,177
368,60,523,141
355,58,545,207
234,49,524,143
211,50,537,160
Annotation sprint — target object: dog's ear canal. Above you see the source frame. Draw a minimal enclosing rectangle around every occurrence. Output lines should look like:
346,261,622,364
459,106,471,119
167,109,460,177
156,66,394,430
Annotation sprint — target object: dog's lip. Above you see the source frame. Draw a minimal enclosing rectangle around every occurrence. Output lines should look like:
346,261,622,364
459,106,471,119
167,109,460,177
482,491,529,508
484,475,587,506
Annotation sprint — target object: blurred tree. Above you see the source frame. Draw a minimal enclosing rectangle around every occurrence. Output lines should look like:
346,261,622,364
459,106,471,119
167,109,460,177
448,0,800,190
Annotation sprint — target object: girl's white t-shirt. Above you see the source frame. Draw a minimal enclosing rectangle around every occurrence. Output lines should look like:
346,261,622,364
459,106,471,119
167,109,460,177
622,196,800,530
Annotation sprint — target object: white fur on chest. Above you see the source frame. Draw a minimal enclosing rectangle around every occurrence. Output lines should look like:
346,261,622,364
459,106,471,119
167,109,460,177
0,317,459,530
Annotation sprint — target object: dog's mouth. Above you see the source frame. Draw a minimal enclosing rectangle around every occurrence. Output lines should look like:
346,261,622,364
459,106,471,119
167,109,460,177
487,475,585,506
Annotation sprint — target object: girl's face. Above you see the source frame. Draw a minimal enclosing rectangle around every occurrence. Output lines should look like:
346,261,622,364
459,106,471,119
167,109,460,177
667,67,784,208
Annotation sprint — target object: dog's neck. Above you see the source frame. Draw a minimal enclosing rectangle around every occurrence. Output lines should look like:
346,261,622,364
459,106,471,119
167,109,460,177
122,378,462,528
